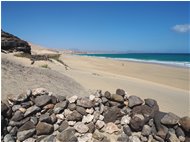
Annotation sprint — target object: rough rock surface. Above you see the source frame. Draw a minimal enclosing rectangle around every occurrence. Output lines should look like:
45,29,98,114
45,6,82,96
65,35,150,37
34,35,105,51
1,30,31,54
1,88,189,142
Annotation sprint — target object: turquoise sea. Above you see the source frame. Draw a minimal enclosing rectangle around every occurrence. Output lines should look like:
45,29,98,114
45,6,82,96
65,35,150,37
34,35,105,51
80,53,190,68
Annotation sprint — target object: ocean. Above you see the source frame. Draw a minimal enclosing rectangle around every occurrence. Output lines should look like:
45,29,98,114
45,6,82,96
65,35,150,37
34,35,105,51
80,53,190,68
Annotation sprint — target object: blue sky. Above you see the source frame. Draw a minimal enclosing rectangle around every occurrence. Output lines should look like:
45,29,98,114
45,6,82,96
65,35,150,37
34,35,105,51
1,1,190,53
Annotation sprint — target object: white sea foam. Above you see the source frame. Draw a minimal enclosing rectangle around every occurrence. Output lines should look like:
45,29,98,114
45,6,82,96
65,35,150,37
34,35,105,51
78,55,190,68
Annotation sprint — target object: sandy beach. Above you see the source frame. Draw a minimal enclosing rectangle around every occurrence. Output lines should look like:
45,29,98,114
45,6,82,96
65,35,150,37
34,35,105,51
57,55,189,117
2,43,189,117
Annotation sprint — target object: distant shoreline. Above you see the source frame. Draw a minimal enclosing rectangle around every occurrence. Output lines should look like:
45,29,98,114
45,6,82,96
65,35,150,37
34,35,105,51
76,53,190,68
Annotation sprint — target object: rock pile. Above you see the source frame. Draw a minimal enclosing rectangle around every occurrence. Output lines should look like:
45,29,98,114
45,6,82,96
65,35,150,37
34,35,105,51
1,30,31,54
1,88,190,142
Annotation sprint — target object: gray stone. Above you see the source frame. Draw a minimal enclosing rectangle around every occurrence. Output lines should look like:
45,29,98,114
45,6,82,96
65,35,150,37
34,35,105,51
34,95,51,107
141,125,151,136
53,101,68,114
32,88,48,96
12,105,21,112
116,89,125,97
58,121,69,132
111,94,124,103
68,103,76,111
56,95,66,102
9,117,30,127
77,98,94,108
87,122,95,133
161,112,180,125
9,126,18,136
176,127,185,138
128,96,143,108
123,125,132,136
39,113,51,123
36,122,54,135
4,134,15,142
17,129,35,141
40,135,56,142
179,116,190,132
104,91,112,99
24,105,40,117
129,114,145,131
18,121,35,132
30,116,38,125
1,102,9,114
16,93,29,102
103,106,124,123
56,128,77,142
11,110,24,121
74,122,89,133
66,110,82,121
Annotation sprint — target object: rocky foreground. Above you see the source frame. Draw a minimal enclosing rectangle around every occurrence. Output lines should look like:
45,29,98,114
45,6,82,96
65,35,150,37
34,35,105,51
1,88,190,142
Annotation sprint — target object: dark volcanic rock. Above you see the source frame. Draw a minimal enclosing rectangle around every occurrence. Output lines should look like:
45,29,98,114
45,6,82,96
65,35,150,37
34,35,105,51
54,101,68,114
39,113,51,123
58,121,69,132
24,105,40,117
161,112,180,125
17,129,35,141
1,102,9,114
36,122,54,135
179,116,190,132
128,95,143,108
111,94,124,103
11,110,24,121
76,106,87,115
103,106,124,123
1,30,31,54
116,89,125,97
129,114,145,131
66,110,82,121
77,98,94,108
34,95,51,107
56,128,77,142
18,121,35,132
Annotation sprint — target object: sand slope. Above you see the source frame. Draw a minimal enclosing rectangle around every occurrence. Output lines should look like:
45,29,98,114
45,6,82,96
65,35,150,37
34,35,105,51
1,53,89,101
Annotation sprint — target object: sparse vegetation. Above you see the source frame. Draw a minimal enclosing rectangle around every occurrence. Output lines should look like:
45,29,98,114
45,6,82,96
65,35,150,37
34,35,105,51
14,53,32,58
40,64,50,69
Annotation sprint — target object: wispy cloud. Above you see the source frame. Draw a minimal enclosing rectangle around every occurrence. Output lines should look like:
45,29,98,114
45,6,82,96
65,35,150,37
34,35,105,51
172,24,190,33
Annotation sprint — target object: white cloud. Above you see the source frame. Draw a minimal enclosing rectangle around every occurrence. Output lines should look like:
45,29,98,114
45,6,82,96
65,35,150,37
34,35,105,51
172,24,190,33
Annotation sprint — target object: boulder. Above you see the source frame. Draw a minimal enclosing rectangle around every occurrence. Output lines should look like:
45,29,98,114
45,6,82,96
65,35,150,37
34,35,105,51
116,89,125,97
34,95,51,107
53,101,68,114
58,121,69,132
161,112,180,125
56,128,77,142
24,105,40,117
66,110,83,121
11,111,24,121
129,114,145,131
111,94,124,103
17,129,35,141
18,121,35,132
103,106,124,123
179,116,190,132
36,122,54,135
32,88,48,96
3,134,15,142
128,96,143,108
77,98,94,108
74,122,89,133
